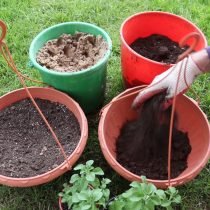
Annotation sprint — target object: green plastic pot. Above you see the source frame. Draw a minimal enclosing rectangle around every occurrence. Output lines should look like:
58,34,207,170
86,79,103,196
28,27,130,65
29,22,112,113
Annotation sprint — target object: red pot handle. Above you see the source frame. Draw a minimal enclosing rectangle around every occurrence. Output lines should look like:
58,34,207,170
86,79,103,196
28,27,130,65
58,197,63,210
99,85,147,116
0,21,70,169
111,85,147,103
177,32,201,62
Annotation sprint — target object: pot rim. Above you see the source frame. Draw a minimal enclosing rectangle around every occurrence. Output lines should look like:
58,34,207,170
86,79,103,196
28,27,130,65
120,11,208,66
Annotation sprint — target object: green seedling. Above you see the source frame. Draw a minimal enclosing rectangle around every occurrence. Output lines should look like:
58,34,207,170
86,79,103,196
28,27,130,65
59,160,111,210
109,176,181,210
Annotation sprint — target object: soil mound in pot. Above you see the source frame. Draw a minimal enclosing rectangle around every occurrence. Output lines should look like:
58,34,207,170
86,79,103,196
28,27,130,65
0,99,80,178
36,32,108,72
130,34,189,64
116,92,191,180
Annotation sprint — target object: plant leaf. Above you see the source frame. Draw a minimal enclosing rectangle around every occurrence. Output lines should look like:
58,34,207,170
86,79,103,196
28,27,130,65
145,199,156,210
74,163,85,171
97,197,105,206
70,174,80,183
81,204,91,210
166,206,173,210
125,200,142,210
92,189,103,201
86,160,94,166
168,187,176,194
132,202,143,210
156,189,166,199
109,199,125,210
72,193,80,203
140,176,147,183
102,178,111,185
145,183,157,194
77,191,88,201
92,167,104,175
86,172,95,182
161,200,171,207
130,181,140,188
103,189,110,200
172,195,182,204
122,189,134,198
150,196,161,205
128,195,141,202
140,183,148,194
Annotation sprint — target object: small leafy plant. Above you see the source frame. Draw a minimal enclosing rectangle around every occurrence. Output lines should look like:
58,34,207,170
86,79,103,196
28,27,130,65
108,176,181,210
59,160,111,210
59,162,181,210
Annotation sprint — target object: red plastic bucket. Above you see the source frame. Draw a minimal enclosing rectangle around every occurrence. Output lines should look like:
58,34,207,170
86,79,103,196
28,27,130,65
120,11,208,87
98,86,210,188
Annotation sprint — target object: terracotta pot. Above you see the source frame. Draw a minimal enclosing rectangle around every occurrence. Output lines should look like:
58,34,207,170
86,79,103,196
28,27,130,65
0,87,88,187
98,86,210,188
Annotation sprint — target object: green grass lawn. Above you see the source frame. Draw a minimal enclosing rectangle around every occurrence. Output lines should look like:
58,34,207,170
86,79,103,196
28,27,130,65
0,0,210,209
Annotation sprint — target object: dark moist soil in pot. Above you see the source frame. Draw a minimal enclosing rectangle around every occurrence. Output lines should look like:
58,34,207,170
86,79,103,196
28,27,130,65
36,32,108,72
130,34,189,64
0,99,80,178
116,92,191,180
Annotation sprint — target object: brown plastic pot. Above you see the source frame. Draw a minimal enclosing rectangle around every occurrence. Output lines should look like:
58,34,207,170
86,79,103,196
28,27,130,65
0,87,88,187
98,86,210,188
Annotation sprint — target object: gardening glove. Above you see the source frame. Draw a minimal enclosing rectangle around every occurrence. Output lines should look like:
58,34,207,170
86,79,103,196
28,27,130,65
132,47,210,109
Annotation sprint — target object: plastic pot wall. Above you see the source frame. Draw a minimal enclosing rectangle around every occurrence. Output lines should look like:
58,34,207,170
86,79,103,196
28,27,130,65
120,11,207,87
29,22,112,113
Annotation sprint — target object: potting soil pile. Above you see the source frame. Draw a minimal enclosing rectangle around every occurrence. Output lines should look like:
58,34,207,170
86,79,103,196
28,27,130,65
130,34,189,64
36,32,108,72
116,92,191,180
0,99,80,178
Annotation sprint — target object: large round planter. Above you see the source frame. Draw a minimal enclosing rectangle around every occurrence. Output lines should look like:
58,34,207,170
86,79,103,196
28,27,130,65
120,11,208,87
98,86,210,188
0,87,88,187
29,22,112,113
